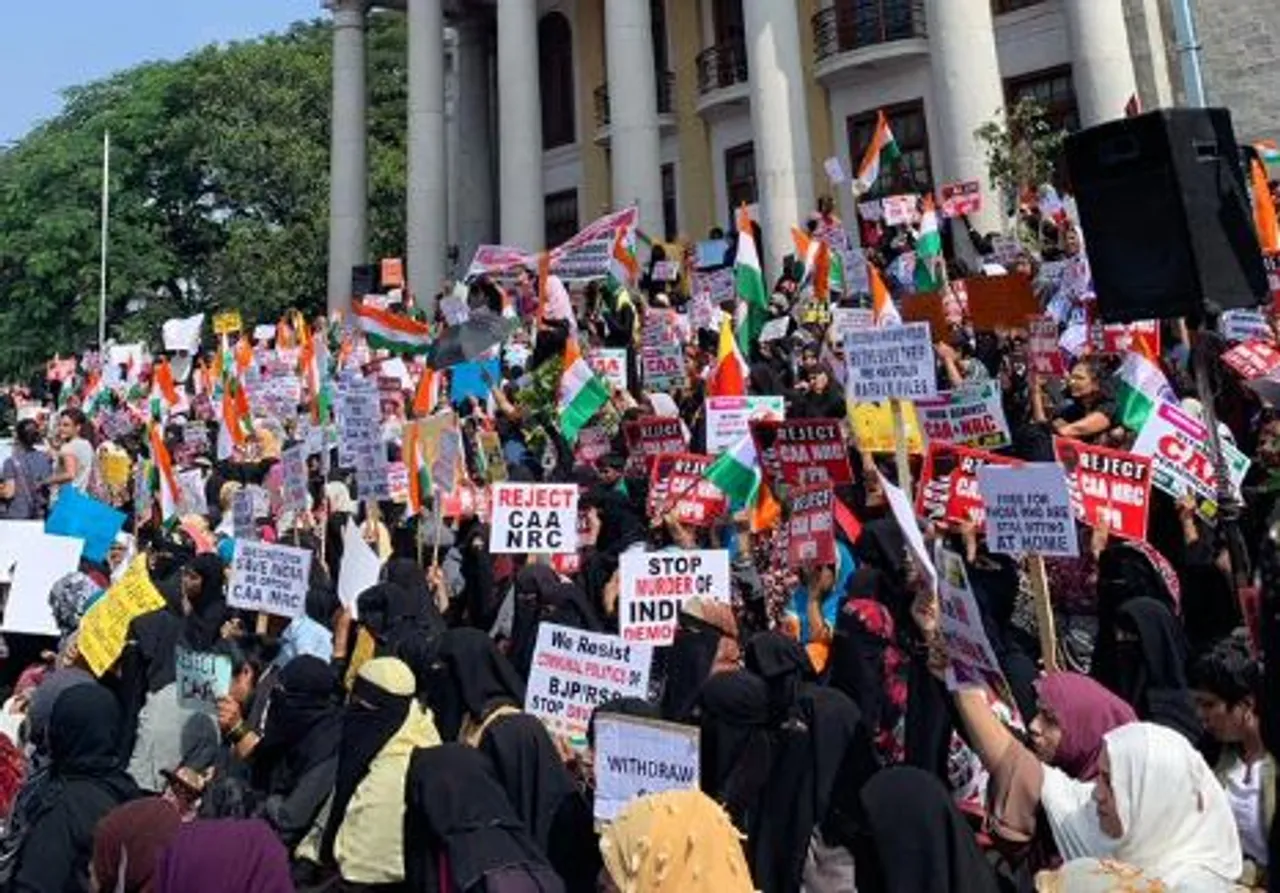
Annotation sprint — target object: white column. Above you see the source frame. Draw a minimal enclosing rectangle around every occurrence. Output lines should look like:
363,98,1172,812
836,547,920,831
407,0,447,310
605,0,664,233
1063,0,1139,127
497,0,545,249
925,0,1005,233
743,0,814,284
326,0,368,315
453,19,495,275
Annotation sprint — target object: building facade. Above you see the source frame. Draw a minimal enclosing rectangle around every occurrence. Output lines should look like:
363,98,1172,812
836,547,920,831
324,0,1280,312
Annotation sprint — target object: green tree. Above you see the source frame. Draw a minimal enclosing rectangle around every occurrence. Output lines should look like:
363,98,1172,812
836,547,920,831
974,97,1068,233
0,14,409,380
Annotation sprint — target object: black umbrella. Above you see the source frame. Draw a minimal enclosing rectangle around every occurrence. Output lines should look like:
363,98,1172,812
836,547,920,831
425,310,519,369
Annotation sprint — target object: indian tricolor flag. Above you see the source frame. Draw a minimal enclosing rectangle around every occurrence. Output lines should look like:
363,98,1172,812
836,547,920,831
707,313,748,398
352,301,434,355
150,359,182,422
1251,155,1280,253
870,262,901,327
1115,351,1175,432
913,194,944,293
558,337,609,444
608,226,641,291
412,365,440,417
403,421,431,515
703,434,780,533
734,205,768,351
853,111,901,195
299,336,331,423
791,227,831,301
148,423,181,520
216,377,253,461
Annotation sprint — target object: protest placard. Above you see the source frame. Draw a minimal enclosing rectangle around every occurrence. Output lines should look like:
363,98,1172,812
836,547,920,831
0,521,40,586
691,268,735,305
385,461,409,504
939,181,982,218
651,260,681,282
1220,309,1273,344
705,396,786,454
78,555,167,676
978,464,1079,557
489,483,579,554
787,485,837,566
212,311,243,335
822,156,846,184
229,540,312,618
965,274,1040,331
525,623,652,740
337,518,380,618
280,444,310,513
619,550,730,645
847,400,925,454
647,454,728,527
1131,401,1250,521
751,418,853,488
175,648,233,713
923,445,1023,525
990,235,1022,266
640,312,686,392
759,317,790,343
4,532,84,637
1053,438,1152,541
1090,318,1160,358
573,425,612,467
594,715,700,822
45,488,125,564
623,417,687,474
550,207,639,280
844,323,937,402
881,194,919,226
1221,341,1280,380
879,473,936,590
936,547,1007,692
1028,318,1067,377
587,348,628,391
232,489,256,540
914,382,1011,451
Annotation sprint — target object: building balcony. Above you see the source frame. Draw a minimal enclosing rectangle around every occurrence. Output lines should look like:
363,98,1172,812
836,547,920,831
811,0,929,86
592,71,677,145
695,41,750,118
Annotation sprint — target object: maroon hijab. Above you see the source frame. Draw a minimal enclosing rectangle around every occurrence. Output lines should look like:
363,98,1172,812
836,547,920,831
155,819,293,893
1035,671,1136,781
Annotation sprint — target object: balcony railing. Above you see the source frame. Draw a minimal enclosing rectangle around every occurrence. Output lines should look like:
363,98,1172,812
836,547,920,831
695,41,749,96
593,71,676,130
812,0,927,64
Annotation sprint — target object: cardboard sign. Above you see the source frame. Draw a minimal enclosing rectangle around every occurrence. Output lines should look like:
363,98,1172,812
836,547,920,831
78,555,166,676
915,382,1011,451
1131,401,1250,522
280,444,310,513
691,268,736,306
1090,318,1160,358
588,348,628,391
647,454,728,527
978,463,1079,557
212,311,243,335
965,274,1039,331
823,156,847,184
175,648,232,713
752,418,853,488
229,540,313,618
847,400,925,454
1219,309,1272,344
619,550,731,645
525,623,652,740
594,715,700,822
1053,438,1152,541
1221,341,1280,380
879,474,936,590
916,444,1023,525
936,547,1006,692
939,181,982,218
489,483,579,554
787,485,837,566
45,488,125,564
623,417,688,475
843,322,937,402
705,395,786,454
831,307,875,341
641,312,687,392
881,194,919,226
1029,318,1067,377
232,490,256,540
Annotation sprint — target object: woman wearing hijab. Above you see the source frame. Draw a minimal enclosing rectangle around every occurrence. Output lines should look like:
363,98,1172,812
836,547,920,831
3,684,139,893
154,819,294,893
403,744,564,893
599,790,754,893
320,657,440,891
90,797,182,893
381,558,447,638
252,655,342,849
477,713,598,892
854,766,1002,893
180,554,230,652
1030,672,1136,782
660,597,741,722
428,629,525,745
782,540,856,674
507,565,569,680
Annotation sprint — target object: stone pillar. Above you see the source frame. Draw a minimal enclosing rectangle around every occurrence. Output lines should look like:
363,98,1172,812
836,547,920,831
497,0,545,249
453,19,495,276
925,0,1005,233
406,0,447,310
605,0,664,233
1063,0,1139,126
742,0,815,283
326,0,368,315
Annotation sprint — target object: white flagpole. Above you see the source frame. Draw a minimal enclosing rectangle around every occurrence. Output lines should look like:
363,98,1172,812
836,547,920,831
98,130,110,350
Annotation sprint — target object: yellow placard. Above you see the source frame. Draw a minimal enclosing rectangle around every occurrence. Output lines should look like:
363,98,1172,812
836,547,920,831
99,452,132,491
213,311,243,335
848,399,925,455
78,555,167,677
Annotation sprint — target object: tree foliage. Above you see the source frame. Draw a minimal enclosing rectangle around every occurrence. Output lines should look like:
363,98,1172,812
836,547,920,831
974,97,1068,219
0,14,409,380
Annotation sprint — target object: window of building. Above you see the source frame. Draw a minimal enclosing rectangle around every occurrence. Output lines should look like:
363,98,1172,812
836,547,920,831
539,13,576,150
712,0,745,46
661,162,678,242
544,189,579,248
847,101,933,197
992,0,1046,14
724,142,757,222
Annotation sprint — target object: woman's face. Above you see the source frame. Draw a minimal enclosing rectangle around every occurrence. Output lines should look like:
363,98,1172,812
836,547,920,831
180,568,202,614
812,370,829,392
57,415,77,442
1067,363,1099,400
1029,710,1062,764
1093,749,1124,838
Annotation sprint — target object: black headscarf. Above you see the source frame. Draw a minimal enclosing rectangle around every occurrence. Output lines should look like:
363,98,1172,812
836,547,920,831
429,629,526,742
697,671,774,836
404,744,565,893
382,557,447,636
591,488,646,557
478,713,599,892
743,632,815,726
853,519,910,626
855,766,1001,893
181,553,228,651
510,568,604,680
660,611,728,722
253,656,341,796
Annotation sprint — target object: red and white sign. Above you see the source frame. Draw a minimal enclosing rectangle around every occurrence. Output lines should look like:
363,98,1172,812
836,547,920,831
623,417,688,475
1089,316,1160,359
1222,341,1280,380
916,444,1023,525
881,194,920,226
647,453,728,527
488,483,579,554
752,419,852,488
619,550,730,645
525,623,652,740
574,426,612,467
1131,401,1251,522
1029,318,1067,377
787,486,837,566
588,348,628,391
1053,438,1152,541
938,181,982,218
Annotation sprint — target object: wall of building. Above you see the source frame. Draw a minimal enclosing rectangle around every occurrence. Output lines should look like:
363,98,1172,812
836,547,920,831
1187,0,1280,145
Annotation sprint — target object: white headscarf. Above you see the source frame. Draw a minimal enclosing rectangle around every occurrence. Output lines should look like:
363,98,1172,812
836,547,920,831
1098,723,1241,889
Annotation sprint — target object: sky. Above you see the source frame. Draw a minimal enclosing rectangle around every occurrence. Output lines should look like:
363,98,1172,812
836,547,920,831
0,1,320,145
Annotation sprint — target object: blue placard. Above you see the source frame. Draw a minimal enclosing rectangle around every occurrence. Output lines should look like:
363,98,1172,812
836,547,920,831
45,488,126,564
450,358,501,404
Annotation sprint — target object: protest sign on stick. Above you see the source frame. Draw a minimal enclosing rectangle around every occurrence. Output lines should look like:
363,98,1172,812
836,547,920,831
914,382,1011,451
787,485,836,566
176,648,233,713
752,418,852,488
489,483,579,554
525,623,652,740
619,550,730,645
1053,438,1152,541
843,323,937,403
647,454,727,527
977,464,1079,558
1131,401,1250,522
593,715,699,823
229,540,313,619
78,555,166,677
935,547,1012,688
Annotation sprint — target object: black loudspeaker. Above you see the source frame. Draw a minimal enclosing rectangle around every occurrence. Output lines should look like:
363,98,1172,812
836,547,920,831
1065,108,1268,324
351,264,378,297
